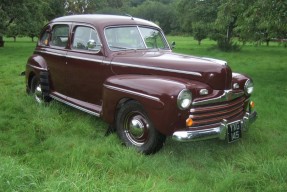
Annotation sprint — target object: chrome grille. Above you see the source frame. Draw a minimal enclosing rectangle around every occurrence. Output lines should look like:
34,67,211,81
190,96,246,127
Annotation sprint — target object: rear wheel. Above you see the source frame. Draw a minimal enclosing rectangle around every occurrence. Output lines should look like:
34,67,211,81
30,76,51,103
116,101,166,155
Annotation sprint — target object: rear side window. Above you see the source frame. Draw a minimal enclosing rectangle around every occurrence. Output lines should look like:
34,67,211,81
50,25,69,48
39,30,49,46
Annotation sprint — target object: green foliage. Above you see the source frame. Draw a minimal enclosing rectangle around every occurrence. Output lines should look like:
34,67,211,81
1,37,287,191
130,0,179,34
0,0,26,35
237,0,287,46
64,0,100,14
0,0,286,49
0,0,47,43
177,0,219,44
216,37,241,52
44,0,66,21
6,24,22,42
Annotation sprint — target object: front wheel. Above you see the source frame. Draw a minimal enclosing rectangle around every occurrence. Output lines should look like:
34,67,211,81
116,101,166,155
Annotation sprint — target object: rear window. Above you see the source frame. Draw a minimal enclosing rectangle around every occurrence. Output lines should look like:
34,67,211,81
39,29,49,46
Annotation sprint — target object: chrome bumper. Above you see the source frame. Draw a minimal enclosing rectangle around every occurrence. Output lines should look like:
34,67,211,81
172,111,257,142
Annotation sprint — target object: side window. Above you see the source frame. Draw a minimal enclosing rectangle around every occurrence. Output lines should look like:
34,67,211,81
72,26,101,52
50,25,69,48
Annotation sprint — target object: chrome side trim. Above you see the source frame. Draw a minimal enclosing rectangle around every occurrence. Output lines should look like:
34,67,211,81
172,111,257,142
35,50,104,63
35,50,201,77
104,85,161,102
192,90,244,106
107,61,202,77
35,50,66,57
50,95,100,117
66,55,103,63
27,64,47,71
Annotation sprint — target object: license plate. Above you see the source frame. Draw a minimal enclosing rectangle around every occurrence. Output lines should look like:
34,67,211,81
227,121,242,143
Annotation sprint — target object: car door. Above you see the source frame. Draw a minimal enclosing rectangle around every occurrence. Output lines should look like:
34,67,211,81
65,24,109,106
43,24,70,96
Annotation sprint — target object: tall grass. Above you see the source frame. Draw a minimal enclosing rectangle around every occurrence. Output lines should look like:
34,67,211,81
0,37,286,191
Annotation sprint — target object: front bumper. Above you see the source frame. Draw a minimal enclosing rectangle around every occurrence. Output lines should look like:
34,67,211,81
172,111,257,142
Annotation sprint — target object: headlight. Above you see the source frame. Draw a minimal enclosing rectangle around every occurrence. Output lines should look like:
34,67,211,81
244,79,254,95
177,89,192,110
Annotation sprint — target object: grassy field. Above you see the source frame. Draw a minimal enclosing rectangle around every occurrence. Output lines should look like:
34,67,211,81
0,37,287,192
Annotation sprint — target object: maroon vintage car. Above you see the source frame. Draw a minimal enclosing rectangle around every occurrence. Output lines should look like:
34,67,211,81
26,14,257,154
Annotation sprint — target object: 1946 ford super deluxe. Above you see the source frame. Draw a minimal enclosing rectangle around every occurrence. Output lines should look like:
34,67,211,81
26,14,257,154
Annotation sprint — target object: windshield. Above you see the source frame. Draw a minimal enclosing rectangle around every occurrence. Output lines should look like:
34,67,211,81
105,26,169,51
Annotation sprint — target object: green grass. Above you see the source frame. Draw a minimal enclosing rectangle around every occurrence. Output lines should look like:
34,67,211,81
0,37,287,191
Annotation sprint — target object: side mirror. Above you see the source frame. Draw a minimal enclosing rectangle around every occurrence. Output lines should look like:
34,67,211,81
87,39,96,49
87,39,102,52
171,41,176,49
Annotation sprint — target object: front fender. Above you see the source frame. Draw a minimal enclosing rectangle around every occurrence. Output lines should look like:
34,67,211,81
102,75,192,135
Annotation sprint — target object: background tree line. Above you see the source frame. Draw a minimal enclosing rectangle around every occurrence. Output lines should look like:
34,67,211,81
0,0,286,50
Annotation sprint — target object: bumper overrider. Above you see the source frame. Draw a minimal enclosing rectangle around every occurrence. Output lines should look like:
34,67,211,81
172,111,257,142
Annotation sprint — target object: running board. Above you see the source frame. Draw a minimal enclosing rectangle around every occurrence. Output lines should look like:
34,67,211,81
50,94,101,117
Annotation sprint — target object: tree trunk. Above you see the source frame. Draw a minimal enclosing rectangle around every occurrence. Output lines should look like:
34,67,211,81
198,40,201,45
0,36,4,47
13,36,16,42
266,39,270,46
226,16,237,44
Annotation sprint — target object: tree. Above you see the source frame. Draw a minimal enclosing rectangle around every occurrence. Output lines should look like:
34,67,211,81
238,0,287,46
6,23,22,42
211,0,250,50
96,0,130,14
131,0,179,34
193,22,209,45
64,0,108,14
0,0,48,45
130,0,146,6
44,0,66,21
24,1,46,41
177,0,219,44
0,0,27,46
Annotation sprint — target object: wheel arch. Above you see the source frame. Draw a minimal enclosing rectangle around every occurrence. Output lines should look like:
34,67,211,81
26,54,48,93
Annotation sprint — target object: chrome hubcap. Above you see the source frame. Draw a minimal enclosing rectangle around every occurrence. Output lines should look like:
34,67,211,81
129,118,145,138
124,113,149,146
34,84,43,103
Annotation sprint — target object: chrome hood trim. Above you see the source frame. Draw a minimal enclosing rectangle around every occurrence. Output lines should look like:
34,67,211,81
192,90,244,106
200,57,227,66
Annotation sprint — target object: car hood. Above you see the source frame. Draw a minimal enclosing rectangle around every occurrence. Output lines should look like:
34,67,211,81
110,51,232,90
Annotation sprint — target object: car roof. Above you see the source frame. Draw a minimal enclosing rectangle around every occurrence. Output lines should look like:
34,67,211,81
51,14,160,29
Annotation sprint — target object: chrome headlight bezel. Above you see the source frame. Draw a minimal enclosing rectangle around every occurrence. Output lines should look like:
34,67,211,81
177,89,192,110
244,79,254,95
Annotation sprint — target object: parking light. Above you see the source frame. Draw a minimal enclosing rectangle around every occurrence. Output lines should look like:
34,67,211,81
186,117,193,127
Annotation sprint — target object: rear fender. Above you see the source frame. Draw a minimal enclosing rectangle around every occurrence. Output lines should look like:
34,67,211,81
26,54,48,92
